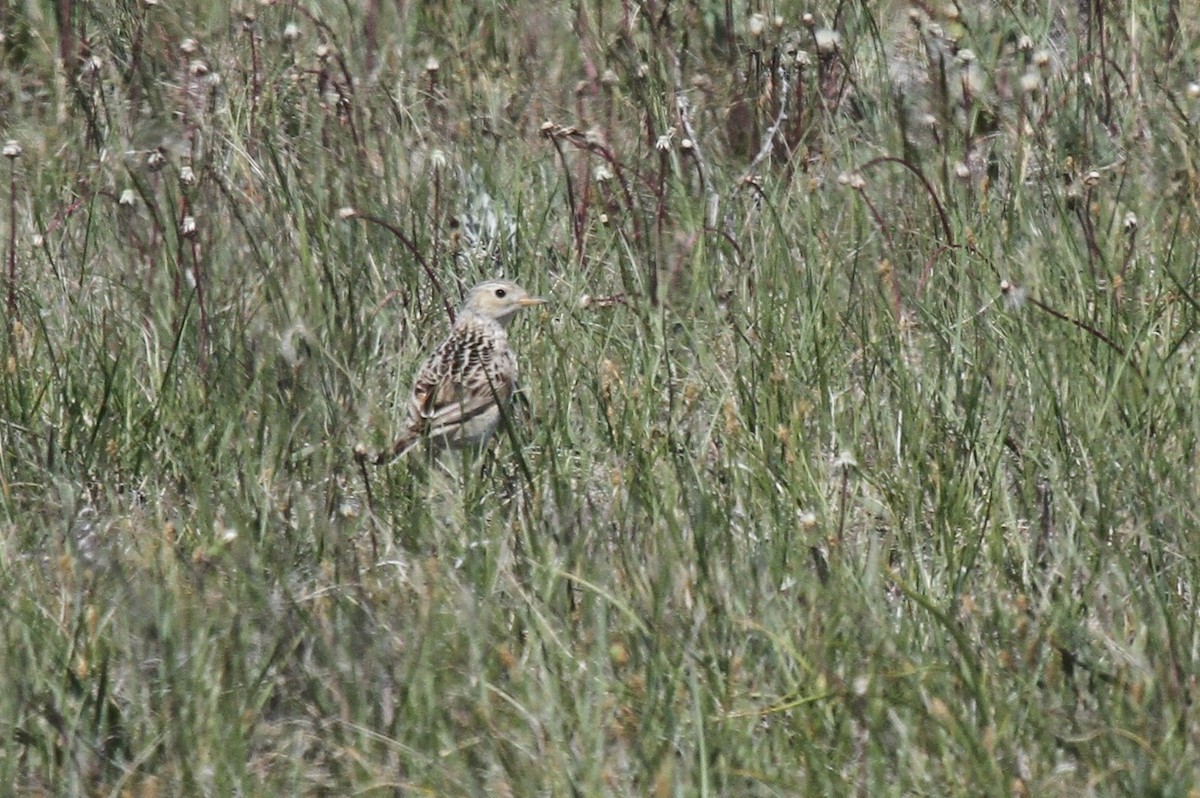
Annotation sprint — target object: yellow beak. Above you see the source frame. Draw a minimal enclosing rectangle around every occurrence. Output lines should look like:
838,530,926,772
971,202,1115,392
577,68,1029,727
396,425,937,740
518,296,547,306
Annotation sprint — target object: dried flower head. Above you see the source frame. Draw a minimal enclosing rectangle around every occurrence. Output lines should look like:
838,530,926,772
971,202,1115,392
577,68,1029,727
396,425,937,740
1000,279,1027,310
814,28,841,54
283,23,301,42
180,215,197,237
2,140,21,159
838,172,866,191
748,13,766,38
180,165,196,185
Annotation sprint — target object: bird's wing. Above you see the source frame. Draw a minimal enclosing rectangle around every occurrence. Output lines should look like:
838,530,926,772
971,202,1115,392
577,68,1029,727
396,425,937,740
407,328,513,434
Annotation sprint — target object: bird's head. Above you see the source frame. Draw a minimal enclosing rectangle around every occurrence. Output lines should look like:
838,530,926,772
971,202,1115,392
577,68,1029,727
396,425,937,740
460,280,545,325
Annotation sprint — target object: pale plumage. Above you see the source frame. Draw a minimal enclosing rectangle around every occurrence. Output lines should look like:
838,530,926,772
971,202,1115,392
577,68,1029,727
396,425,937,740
377,280,544,463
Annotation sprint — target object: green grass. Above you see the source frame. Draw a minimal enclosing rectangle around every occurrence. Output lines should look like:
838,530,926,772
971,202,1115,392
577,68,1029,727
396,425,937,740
2,0,1200,794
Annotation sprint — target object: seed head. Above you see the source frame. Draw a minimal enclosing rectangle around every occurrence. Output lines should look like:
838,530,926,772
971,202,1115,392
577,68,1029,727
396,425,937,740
2,140,21,159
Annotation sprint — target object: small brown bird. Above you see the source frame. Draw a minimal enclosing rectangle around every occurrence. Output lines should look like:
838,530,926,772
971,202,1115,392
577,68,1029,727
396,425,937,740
374,279,545,463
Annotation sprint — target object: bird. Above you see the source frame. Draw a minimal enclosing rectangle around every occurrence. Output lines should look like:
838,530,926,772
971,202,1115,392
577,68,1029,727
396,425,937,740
367,279,545,464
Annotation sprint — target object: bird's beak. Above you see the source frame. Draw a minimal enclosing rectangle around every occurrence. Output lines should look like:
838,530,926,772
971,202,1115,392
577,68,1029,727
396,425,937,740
518,296,547,306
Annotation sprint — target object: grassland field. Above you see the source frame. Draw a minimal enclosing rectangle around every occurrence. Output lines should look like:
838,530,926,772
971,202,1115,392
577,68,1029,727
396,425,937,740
1,0,1199,795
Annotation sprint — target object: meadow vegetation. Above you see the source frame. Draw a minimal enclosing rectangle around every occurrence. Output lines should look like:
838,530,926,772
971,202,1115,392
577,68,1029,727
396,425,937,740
1,0,1199,794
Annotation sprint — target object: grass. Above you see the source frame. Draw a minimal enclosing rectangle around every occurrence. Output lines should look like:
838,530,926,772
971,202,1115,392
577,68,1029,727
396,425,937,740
2,0,1199,794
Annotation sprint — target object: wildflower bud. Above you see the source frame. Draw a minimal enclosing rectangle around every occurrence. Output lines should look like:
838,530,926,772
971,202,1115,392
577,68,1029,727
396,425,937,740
655,128,675,152
774,16,784,30
957,48,975,64
189,60,210,77
425,56,440,74
1084,170,1101,187
680,138,694,152
593,164,613,182
636,63,649,79
282,23,301,42
600,69,619,88
315,43,331,60
1019,72,1041,94
1188,82,1200,100
180,215,197,238
146,148,167,171
337,207,358,219
180,38,199,55
908,9,923,25
795,51,811,68
579,294,592,309
954,161,971,180
81,56,103,76
180,165,196,185
943,3,960,21
31,234,43,247
119,189,137,206
802,13,815,28
1123,212,1137,234
1033,50,1051,72
1017,35,1033,52
2,140,21,159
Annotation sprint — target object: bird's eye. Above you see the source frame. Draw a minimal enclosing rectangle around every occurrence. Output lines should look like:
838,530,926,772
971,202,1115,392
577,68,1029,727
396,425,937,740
494,288,507,298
